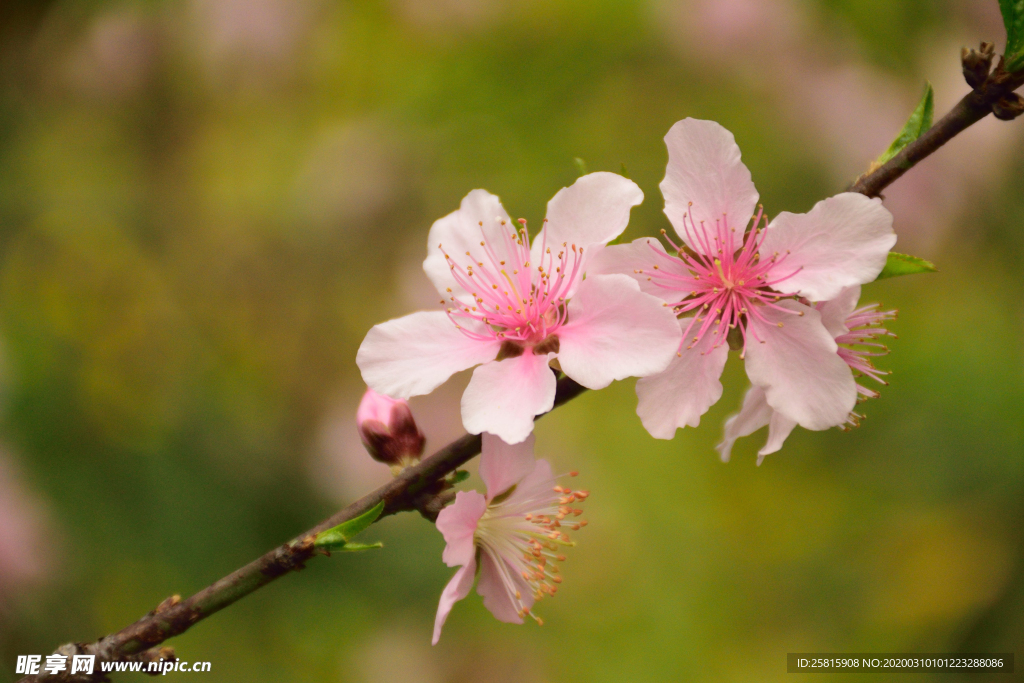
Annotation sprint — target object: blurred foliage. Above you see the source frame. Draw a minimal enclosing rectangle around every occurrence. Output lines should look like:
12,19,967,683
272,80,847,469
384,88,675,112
0,1,1022,682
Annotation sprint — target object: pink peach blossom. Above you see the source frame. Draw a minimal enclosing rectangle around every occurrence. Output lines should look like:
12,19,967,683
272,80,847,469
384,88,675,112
432,433,587,644
716,285,896,464
357,173,682,444
590,119,896,440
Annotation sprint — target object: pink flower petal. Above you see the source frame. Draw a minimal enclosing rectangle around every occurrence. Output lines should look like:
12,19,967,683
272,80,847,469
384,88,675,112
557,274,681,390
816,285,861,338
759,411,798,466
357,311,502,400
762,193,895,302
436,490,487,567
479,432,536,502
461,352,557,444
716,385,773,463
432,559,477,645
422,189,516,302
586,238,687,302
502,458,556,508
635,317,729,439
356,387,402,425
533,172,643,259
661,118,759,254
744,300,856,430
477,548,530,624
715,385,797,464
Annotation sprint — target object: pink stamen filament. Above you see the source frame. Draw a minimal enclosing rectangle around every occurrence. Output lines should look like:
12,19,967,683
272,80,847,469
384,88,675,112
835,304,897,398
646,205,803,353
439,218,583,347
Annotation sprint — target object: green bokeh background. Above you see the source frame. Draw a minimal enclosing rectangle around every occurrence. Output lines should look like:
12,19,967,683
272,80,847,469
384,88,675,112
1,1,1022,681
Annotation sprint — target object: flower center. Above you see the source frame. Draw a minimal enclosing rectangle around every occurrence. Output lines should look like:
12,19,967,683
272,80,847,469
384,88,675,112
438,218,584,350
644,205,801,353
473,475,589,624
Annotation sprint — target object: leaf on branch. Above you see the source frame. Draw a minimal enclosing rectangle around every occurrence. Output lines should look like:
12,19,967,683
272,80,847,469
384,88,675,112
314,501,385,552
336,542,384,552
875,83,934,166
874,251,938,280
1001,0,1024,71
573,157,588,177
448,469,470,485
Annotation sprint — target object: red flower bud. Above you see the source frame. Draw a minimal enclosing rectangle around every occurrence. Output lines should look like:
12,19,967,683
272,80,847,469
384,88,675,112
356,388,425,470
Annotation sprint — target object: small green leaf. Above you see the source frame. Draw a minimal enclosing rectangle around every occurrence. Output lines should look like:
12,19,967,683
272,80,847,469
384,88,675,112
573,157,588,177
876,83,933,166
314,501,385,550
875,252,937,280
312,531,351,551
489,484,517,505
448,470,470,485
337,542,384,552
1001,0,1024,71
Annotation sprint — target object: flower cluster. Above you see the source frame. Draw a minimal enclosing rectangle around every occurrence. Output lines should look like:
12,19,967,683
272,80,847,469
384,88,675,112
354,117,901,641
590,119,897,445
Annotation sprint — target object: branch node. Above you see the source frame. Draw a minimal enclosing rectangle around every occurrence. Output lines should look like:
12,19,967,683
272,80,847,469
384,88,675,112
992,92,1024,120
962,41,995,89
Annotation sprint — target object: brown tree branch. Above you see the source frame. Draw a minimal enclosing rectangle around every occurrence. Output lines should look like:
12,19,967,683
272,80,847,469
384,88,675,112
849,60,1024,197
21,48,1024,683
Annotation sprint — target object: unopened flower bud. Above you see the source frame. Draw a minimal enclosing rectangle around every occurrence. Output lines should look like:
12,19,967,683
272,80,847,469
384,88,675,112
961,41,995,89
992,93,1024,121
356,388,425,471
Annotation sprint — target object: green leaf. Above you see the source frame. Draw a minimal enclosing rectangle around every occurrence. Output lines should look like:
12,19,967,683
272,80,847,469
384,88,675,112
337,542,384,552
875,83,933,166
314,501,385,551
448,470,470,485
573,157,588,177
875,252,937,280
1001,0,1024,71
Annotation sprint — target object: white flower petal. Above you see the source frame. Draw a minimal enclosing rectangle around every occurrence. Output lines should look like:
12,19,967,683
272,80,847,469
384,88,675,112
744,300,856,430
586,238,687,303
357,311,502,400
635,318,729,439
479,433,536,502
557,274,682,390
423,189,517,302
461,352,557,444
661,118,759,254
762,193,896,302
